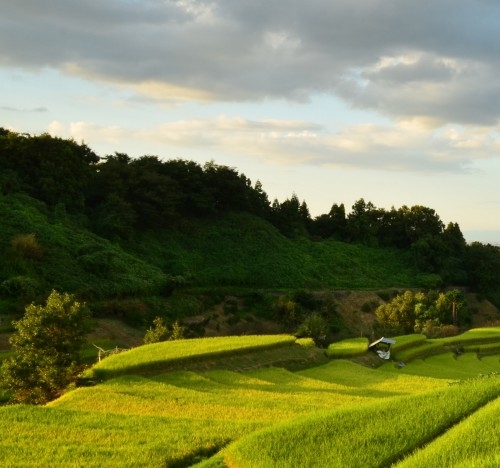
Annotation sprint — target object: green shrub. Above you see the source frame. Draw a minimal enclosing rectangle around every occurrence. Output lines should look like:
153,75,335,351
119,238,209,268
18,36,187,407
0,275,40,298
10,233,44,261
296,312,328,345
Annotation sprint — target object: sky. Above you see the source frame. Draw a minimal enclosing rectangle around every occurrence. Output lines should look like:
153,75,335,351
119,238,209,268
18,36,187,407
1,0,500,244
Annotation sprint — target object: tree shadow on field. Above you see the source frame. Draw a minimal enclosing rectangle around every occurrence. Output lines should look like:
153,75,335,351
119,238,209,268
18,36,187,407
166,442,229,468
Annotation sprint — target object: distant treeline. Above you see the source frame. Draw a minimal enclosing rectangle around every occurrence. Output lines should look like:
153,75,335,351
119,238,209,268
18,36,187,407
1,128,499,295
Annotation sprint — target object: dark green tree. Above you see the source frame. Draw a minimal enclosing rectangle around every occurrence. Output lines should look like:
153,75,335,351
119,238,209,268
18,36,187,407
0,130,99,212
311,203,348,240
347,199,381,246
466,242,500,292
0,290,91,404
271,194,310,237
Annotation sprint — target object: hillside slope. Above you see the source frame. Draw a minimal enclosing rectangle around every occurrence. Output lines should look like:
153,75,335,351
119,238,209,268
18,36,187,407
125,212,421,289
0,194,421,307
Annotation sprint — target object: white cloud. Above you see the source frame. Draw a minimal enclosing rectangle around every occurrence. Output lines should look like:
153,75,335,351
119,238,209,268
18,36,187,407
44,117,500,173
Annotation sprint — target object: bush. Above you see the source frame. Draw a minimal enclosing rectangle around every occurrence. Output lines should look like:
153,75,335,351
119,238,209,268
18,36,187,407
10,233,44,261
296,312,328,346
0,275,40,298
144,317,170,344
143,317,186,344
274,296,301,327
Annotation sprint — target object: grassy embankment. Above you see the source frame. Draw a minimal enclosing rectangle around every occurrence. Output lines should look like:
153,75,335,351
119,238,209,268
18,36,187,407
325,337,369,358
2,329,500,467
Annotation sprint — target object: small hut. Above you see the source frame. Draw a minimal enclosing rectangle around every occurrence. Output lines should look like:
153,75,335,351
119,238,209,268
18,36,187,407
369,337,396,360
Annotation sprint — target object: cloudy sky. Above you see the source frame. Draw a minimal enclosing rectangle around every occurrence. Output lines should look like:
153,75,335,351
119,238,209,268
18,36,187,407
1,0,500,243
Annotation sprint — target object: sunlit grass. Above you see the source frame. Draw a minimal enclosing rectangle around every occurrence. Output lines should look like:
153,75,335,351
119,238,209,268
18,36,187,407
326,337,368,358
391,334,427,354
392,341,445,362
88,335,296,379
6,329,500,467
299,360,445,395
387,328,500,363
435,327,500,346
0,404,252,468
224,375,500,468
380,351,500,380
394,394,500,468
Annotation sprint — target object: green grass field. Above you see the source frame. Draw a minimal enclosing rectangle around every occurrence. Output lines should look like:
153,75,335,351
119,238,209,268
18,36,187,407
325,337,368,358
2,331,500,467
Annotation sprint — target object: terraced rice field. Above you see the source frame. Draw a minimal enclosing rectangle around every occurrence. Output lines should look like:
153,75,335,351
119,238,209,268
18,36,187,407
2,331,500,467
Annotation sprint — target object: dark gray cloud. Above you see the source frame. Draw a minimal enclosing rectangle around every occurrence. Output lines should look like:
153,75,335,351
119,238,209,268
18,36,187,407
2,0,500,123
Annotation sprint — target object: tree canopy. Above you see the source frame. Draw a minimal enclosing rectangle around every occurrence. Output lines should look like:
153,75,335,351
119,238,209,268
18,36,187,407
1,127,499,298
0,290,91,404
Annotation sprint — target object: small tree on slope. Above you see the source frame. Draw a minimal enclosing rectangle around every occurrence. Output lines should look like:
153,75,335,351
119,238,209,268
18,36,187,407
0,290,90,404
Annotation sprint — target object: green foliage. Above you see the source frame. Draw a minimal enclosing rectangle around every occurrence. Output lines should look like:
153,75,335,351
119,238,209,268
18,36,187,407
0,275,40,299
376,289,468,335
274,295,301,327
0,129,99,212
0,290,91,404
292,289,318,310
296,312,328,346
0,127,497,328
144,316,170,344
466,242,500,293
170,320,187,341
0,192,168,301
143,316,186,344
416,273,442,289
10,232,44,260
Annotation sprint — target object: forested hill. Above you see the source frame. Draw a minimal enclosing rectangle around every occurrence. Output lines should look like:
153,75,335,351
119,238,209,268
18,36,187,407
1,128,500,309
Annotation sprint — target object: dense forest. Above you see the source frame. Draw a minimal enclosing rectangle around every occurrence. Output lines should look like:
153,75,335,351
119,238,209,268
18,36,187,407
1,128,500,315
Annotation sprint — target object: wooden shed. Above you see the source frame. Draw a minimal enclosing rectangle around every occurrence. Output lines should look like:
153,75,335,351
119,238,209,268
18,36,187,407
369,337,396,359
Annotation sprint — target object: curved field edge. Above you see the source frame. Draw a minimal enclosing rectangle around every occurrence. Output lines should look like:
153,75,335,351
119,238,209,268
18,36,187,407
394,392,500,467
390,327,500,362
87,335,297,379
221,376,500,468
